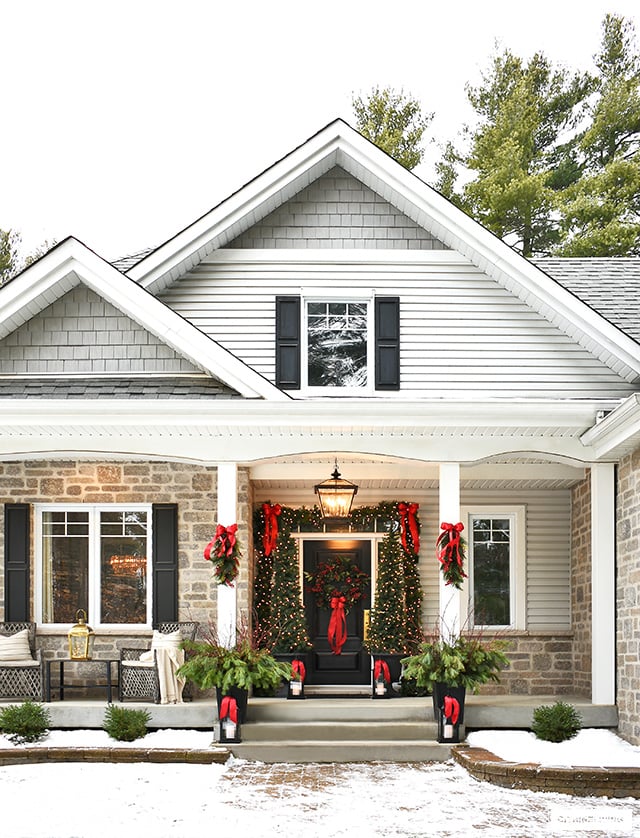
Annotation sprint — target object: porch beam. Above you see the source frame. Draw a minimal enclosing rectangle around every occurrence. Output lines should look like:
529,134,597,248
439,463,461,640
216,462,238,647
590,463,616,705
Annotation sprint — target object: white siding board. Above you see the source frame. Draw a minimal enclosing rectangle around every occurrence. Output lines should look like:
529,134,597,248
159,256,635,399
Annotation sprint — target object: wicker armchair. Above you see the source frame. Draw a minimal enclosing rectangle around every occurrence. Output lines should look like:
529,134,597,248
119,621,198,703
0,622,45,701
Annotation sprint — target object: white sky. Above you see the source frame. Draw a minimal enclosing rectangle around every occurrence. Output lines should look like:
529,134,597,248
2,0,639,262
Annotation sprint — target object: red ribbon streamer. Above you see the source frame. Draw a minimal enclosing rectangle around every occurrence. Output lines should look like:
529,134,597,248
292,659,306,682
443,695,460,725
328,595,347,655
437,522,465,572
262,503,281,557
219,696,238,725
398,502,420,554
374,660,391,683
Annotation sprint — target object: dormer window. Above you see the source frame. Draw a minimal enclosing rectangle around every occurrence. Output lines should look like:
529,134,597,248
275,295,400,392
307,301,368,388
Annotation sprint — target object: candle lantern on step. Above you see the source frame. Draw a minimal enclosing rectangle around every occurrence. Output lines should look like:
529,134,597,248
437,692,463,743
287,659,306,700
218,695,241,743
372,659,391,700
68,609,95,660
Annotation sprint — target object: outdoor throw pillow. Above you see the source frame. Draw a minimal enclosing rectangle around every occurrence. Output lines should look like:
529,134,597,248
0,629,32,661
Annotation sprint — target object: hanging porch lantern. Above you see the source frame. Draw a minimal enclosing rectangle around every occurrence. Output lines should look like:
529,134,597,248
68,609,95,660
314,461,358,519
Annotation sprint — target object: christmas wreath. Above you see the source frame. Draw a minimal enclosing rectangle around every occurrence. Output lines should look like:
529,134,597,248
305,555,369,611
436,521,467,589
204,524,242,586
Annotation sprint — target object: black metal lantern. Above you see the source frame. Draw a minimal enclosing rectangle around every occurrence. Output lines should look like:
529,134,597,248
314,462,358,519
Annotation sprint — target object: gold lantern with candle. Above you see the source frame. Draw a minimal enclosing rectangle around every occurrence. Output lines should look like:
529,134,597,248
68,609,95,660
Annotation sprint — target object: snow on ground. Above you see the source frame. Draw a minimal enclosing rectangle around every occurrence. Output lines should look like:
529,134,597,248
0,729,638,837
468,728,640,768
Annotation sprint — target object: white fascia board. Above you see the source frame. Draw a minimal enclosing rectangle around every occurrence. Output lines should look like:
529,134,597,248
129,136,343,290
0,396,603,429
334,131,640,380
134,117,640,379
0,239,287,401
580,394,640,459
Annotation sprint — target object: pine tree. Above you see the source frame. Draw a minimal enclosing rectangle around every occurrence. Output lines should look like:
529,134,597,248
403,553,423,655
366,530,406,654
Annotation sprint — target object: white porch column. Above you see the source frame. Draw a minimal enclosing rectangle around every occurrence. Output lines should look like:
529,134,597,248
439,463,461,640
216,462,238,648
590,463,616,705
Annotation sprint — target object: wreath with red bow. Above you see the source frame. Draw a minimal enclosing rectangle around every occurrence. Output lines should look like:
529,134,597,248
304,555,369,611
204,524,242,586
436,521,467,589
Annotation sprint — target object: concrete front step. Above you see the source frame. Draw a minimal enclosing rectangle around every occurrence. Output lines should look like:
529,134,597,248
247,697,432,723
230,739,452,764
241,720,438,742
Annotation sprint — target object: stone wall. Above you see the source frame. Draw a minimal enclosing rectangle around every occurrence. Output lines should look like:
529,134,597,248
616,451,640,745
476,632,575,696
571,474,592,697
0,459,252,660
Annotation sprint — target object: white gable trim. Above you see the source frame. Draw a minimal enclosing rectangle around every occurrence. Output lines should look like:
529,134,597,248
129,119,640,382
0,239,287,401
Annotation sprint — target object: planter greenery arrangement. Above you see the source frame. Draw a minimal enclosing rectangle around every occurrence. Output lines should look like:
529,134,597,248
177,618,293,698
401,631,511,694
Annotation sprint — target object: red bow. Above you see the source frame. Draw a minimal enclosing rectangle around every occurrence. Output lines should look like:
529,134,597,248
262,503,281,557
398,502,420,554
443,695,460,725
215,523,238,557
328,595,347,655
219,695,238,725
292,659,306,682
374,660,391,683
437,522,465,571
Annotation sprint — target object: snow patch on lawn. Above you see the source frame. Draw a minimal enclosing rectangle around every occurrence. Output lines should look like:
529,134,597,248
467,728,640,768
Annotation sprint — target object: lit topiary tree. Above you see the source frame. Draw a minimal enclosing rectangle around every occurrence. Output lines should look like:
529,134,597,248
270,522,311,653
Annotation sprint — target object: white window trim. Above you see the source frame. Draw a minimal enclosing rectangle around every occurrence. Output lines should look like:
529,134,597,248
34,503,153,630
460,505,526,631
301,293,374,396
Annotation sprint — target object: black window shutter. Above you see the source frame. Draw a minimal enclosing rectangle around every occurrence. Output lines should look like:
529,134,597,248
275,296,301,389
375,296,400,390
4,503,30,622
152,504,178,626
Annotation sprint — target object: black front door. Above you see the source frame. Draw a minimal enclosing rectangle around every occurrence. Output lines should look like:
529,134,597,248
303,539,371,685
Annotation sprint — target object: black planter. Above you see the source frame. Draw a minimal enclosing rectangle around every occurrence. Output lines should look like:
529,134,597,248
216,686,249,725
432,682,466,743
371,653,404,699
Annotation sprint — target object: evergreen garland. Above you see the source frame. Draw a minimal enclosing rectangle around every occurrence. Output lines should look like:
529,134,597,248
365,530,406,654
253,500,424,654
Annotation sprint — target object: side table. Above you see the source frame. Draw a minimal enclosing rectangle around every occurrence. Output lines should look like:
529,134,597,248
46,658,119,702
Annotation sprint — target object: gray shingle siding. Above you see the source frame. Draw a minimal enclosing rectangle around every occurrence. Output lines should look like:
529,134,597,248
226,166,449,250
0,284,201,375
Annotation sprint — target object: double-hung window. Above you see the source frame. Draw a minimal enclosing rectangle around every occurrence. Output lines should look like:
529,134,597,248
305,299,370,390
461,506,525,630
275,295,400,392
36,505,152,628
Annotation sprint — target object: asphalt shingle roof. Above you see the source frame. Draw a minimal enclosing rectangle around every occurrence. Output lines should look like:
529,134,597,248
0,377,242,399
532,257,640,343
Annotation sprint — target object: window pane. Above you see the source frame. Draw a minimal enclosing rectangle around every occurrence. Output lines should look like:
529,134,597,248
307,301,367,387
472,518,511,626
100,511,148,624
41,511,89,623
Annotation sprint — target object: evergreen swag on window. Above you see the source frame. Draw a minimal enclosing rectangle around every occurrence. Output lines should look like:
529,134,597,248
253,501,423,655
